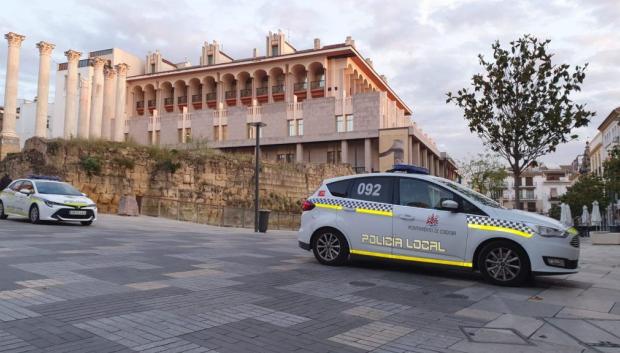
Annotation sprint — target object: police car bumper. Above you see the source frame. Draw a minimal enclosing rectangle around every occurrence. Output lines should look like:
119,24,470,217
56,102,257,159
40,206,97,222
529,235,580,274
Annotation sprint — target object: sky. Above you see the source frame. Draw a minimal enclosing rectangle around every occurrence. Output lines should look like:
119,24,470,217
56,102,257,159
0,0,619,166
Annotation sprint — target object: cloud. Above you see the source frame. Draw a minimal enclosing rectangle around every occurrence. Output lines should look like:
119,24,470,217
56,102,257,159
0,0,618,167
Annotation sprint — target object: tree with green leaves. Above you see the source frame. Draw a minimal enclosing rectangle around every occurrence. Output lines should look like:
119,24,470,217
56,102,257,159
447,35,595,209
603,146,620,202
459,152,507,200
560,173,607,219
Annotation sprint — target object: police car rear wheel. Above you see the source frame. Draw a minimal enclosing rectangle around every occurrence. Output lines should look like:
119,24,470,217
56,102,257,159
479,241,530,286
312,230,348,266
29,205,41,224
0,201,7,219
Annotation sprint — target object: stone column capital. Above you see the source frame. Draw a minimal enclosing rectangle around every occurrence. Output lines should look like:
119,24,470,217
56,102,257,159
90,57,106,70
36,41,55,55
64,49,82,62
5,32,25,48
115,63,129,76
104,67,116,79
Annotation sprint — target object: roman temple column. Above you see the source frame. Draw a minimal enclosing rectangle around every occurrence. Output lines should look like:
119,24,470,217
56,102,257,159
0,32,26,159
77,78,91,138
101,67,116,139
63,50,82,139
89,57,106,138
34,41,55,138
113,63,129,142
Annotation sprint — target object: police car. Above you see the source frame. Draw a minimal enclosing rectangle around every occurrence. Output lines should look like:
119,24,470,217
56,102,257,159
0,176,97,225
298,165,579,286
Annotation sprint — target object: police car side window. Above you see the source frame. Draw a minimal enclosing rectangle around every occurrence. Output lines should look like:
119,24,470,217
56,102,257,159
9,181,22,191
399,178,456,210
327,180,350,198
349,177,393,204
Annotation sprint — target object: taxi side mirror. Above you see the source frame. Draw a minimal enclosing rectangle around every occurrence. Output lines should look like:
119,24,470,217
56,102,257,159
441,199,459,211
19,188,33,195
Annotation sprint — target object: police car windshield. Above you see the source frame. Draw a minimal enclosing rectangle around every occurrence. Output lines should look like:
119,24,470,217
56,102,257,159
35,181,82,196
437,180,502,208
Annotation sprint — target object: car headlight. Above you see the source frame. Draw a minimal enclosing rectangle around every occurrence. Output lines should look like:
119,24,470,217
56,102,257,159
537,225,568,238
43,199,65,207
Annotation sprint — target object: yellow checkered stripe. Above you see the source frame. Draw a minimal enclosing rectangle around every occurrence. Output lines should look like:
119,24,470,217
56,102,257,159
350,249,472,268
466,215,534,238
310,198,393,217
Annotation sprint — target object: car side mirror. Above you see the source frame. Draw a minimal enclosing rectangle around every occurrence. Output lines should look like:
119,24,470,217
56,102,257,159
441,199,459,211
19,188,32,195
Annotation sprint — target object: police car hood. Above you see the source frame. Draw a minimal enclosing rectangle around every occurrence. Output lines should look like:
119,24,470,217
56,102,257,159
487,207,566,230
40,194,94,206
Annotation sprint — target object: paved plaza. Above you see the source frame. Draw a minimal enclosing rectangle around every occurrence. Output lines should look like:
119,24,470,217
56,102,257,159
0,215,619,353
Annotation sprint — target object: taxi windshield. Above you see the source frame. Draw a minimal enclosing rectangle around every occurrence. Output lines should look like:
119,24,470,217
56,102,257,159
437,179,502,209
35,181,82,196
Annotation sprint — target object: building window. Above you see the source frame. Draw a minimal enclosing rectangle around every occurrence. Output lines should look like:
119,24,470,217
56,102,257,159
247,124,263,139
327,150,341,164
297,119,304,136
277,153,295,163
288,120,296,136
150,63,155,73
207,55,214,65
271,44,279,56
213,126,228,141
336,115,345,132
346,114,354,132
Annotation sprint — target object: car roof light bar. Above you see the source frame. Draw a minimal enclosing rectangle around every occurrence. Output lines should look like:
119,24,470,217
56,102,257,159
387,164,430,175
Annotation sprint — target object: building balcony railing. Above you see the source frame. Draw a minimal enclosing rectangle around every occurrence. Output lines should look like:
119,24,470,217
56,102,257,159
310,80,325,90
294,82,307,92
147,100,156,108
136,101,145,109
256,87,268,96
225,91,236,99
164,98,174,106
191,94,202,103
177,96,187,104
240,88,252,98
272,84,285,94
206,92,216,101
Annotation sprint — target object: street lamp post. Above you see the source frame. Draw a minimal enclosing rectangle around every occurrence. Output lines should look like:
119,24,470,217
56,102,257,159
250,121,266,232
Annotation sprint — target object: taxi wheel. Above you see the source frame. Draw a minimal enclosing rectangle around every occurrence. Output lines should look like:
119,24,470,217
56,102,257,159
312,229,349,266
0,201,7,219
29,205,41,224
478,240,530,286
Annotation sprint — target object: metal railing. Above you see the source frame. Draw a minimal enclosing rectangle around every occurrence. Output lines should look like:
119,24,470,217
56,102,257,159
206,92,216,101
225,91,236,99
177,96,188,104
147,100,156,108
256,87,268,96
310,80,325,90
294,82,307,91
272,84,285,94
240,88,252,98
136,101,145,108
138,196,301,230
191,94,202,103
164,97,174,105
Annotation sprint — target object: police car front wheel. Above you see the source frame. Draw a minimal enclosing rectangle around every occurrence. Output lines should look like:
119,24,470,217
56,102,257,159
312,229,349,266
29,205,41,224
478,240,530,286
0,201,7,219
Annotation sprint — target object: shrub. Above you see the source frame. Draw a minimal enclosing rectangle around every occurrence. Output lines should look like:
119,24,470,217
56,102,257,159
80,156,102,176
112,156,135,170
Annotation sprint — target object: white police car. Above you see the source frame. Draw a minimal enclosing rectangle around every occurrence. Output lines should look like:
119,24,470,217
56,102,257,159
298,165,579,286
0,176,97,226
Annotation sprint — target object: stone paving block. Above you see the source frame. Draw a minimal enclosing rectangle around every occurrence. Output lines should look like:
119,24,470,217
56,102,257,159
453,286,496,301
454,308,502,322
15,279,63,288
546,318,620,348
555,307,620,320
0,329,36,352
125,281,170,291
328,321,414,350
467,295,563,317
484,314,544,337
132,337,216,352
0,301,41,321
0,288,64,306
342,306,393,321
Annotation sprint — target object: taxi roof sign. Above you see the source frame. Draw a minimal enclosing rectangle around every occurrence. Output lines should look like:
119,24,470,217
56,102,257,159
387,164,429,175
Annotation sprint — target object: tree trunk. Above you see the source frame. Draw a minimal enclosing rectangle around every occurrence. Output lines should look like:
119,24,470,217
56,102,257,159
513,168,522,210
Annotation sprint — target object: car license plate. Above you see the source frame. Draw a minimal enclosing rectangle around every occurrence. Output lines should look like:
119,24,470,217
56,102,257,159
69,210,87,216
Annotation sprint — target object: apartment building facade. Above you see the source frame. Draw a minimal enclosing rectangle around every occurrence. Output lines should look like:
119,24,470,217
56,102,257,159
123,32,458,178
499,166,575,214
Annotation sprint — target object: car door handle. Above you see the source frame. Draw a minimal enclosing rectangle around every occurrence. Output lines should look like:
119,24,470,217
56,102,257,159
398,214,415,221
